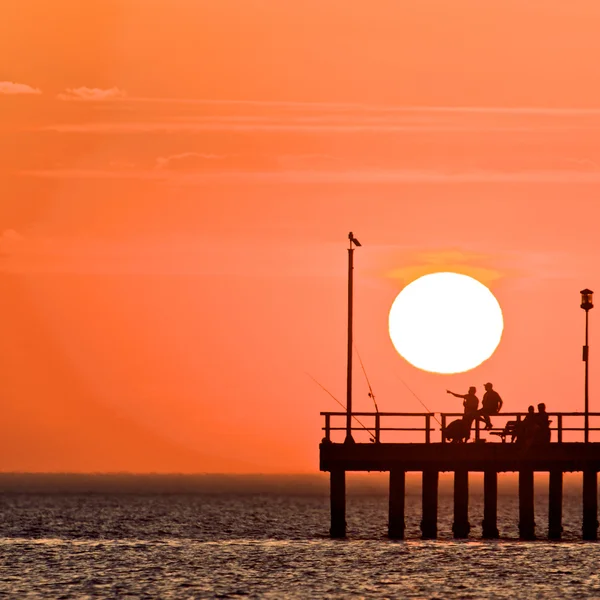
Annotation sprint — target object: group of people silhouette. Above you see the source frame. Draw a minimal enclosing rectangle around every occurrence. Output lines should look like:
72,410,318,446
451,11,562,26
444,383,551,444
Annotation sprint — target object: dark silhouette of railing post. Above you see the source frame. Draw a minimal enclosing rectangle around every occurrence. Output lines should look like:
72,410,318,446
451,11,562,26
421,470,438,539
324,414,331,441
482,470,499,538
452,469,470,538
388,469,405,539
330,470,346,538
519,469,536,540
582,469,598,541
548,469,563,540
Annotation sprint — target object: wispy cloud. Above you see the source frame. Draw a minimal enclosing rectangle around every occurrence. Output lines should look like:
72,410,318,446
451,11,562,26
383,248,504,285
0,233,340,277
155,152,228,170
41,120,583,135
0,229,24,242
19,168,600,184
57,86,127,101
0,81,41,95
47,92,600,116
40,105,600,135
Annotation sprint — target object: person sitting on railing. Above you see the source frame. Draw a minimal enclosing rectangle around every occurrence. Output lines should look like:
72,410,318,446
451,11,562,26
477,382,503,430
446,387,479,416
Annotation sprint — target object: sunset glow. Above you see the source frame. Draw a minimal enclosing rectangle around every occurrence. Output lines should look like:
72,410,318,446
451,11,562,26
2,1,600,473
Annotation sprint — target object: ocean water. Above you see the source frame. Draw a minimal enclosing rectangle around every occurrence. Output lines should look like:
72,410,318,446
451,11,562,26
1,492,599,599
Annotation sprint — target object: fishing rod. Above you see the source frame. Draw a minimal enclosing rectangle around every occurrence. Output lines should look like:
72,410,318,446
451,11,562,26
305,372,376,438
394,372,442,426
354,342,379,413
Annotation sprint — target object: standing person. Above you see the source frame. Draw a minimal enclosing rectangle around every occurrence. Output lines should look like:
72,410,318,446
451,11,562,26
478,382,503,430
446,387,479,416
446,387,479,440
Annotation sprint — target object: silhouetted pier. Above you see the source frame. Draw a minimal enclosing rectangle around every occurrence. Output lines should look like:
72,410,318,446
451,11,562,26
320,412,600,540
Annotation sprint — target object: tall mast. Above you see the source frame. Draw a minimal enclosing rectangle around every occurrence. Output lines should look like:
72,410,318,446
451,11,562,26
345,232,361,444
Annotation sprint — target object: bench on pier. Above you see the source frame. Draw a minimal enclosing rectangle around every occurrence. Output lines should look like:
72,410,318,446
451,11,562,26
489,420,519,443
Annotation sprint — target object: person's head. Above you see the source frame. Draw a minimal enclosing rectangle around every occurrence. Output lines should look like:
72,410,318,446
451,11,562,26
469,386,476,394
484,382,493,391
538,403,546,413
528,405,534,414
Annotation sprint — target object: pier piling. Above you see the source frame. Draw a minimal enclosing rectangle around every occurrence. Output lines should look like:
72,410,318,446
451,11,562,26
330,470,346,538
548,470,563,540
582,469,598,541
452,469,470,538
482,470,499,539
519,469,536,540
421,470,438,539
388,469,406,539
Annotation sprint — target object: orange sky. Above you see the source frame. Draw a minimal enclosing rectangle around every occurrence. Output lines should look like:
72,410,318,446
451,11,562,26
2,1,600,472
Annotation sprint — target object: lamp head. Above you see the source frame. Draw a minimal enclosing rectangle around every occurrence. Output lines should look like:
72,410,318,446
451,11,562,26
581,288,594,311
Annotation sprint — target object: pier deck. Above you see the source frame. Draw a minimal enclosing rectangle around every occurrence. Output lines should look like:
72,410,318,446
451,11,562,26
320,440,600,472
319,411,600,540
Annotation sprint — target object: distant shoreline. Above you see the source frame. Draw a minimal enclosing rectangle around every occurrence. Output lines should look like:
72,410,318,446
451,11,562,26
0,472,585,495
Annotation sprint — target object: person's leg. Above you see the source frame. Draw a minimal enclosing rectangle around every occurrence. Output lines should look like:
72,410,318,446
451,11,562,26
483,410,492,429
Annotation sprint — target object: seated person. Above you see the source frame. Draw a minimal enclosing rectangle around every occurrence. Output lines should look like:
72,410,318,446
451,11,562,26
534,403,551,444
477,383,503,430
514,406,538,444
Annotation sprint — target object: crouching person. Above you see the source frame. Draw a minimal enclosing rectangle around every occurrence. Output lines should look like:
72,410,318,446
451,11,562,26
444,413,476,443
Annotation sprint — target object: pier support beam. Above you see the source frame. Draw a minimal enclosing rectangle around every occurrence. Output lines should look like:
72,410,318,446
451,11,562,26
421,470,438,539
548,470,563,540
330,470,346,538
452,469,470,538
582,469,598,541
482,470,499,539
388,469,405,539
519,469,536,540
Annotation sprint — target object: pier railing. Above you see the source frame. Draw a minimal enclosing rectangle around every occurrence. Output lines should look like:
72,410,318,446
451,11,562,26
321,411,600,444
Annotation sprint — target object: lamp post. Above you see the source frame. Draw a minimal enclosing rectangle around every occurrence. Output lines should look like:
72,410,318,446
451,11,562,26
345,232,361,444
581,288,594,443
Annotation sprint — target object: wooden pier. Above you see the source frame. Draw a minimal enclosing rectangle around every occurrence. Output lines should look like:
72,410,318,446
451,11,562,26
320,411,600,540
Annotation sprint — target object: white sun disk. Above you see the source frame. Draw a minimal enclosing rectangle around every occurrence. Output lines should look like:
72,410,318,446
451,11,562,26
388,272,504,374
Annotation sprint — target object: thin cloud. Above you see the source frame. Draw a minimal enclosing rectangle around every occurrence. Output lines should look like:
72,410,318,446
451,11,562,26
41,120,578,134
1,229,24,242
154,152,278,172
0,234,340,277
0,81,41,95
47,92,600,116
155,152,226,170
19,167,600,184
57,86,127,101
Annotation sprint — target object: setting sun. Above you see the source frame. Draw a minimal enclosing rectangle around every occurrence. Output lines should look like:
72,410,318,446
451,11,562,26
388,272,504,374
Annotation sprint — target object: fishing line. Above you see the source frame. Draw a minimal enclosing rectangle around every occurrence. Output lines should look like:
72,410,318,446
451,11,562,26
305,372,375,437
354,342,379,413
394,372,442,426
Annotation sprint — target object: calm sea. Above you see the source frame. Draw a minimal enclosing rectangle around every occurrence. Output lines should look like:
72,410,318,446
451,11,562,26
1,486,599,598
